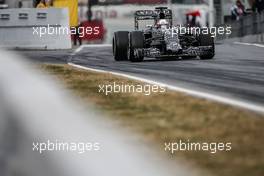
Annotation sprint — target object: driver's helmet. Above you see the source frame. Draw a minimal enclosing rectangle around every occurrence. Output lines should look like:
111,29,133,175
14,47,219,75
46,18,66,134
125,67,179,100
156,19,169,29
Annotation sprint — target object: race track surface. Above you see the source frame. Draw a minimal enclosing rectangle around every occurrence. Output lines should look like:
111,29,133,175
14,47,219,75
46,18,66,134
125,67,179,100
70,43,264,106
18,50,72,64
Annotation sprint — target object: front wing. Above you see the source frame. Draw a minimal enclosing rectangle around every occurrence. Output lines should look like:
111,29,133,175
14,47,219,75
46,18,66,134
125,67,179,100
134,46,214,58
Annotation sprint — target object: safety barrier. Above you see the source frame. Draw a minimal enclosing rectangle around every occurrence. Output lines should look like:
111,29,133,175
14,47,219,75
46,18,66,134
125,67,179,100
217,13,264,43
229,13,264,38
0,8,71,49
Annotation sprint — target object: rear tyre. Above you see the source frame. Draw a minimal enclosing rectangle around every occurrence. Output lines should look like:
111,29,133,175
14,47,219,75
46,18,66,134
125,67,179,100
113,31,129,61
128,31,144,62
199,34,215,60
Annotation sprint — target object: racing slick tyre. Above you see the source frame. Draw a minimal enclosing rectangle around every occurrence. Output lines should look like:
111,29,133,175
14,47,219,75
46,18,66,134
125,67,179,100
199,34,215,60
113,31,129,61
128,31,144,62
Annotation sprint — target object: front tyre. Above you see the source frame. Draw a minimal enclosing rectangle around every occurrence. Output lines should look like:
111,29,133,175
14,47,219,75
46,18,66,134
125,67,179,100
128,31,144,62
199,34,215,60
113,31,129,61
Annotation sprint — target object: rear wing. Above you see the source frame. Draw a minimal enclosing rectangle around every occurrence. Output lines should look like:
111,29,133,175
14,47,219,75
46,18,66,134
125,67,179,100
134,9,173,30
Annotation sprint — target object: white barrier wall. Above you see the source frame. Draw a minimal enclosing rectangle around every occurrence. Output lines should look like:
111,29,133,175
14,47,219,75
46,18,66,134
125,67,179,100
0,8,72,50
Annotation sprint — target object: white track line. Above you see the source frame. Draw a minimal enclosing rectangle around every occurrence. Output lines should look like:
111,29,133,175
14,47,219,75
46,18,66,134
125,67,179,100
72,44,111,55
69,45,264,114
234,42,264,48
68,63,264,114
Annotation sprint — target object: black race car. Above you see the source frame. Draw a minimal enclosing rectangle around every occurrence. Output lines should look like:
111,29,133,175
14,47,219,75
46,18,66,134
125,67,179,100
113,7,215,62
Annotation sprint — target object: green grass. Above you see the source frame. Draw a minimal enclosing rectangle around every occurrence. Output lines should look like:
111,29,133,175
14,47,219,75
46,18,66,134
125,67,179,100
42,64,264,176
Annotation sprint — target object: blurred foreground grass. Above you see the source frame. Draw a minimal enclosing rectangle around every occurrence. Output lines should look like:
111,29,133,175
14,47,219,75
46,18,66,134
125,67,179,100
42,64,264,176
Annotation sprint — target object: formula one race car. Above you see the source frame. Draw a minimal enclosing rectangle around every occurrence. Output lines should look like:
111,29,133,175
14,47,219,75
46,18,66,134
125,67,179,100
113,7,215,62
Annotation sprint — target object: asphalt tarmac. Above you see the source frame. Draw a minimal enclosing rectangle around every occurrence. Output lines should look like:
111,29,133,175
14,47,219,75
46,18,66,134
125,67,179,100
19,43,264,107
69,43,264,106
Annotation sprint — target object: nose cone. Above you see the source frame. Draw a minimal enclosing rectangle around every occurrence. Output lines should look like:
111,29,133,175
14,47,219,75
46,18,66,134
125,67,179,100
167,43,182,54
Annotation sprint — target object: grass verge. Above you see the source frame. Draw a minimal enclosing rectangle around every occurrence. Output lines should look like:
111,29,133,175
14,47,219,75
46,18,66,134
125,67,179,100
42,64,264,176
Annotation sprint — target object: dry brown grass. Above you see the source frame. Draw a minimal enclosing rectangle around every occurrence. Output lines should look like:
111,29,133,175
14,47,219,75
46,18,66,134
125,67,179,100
42,64,264,176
